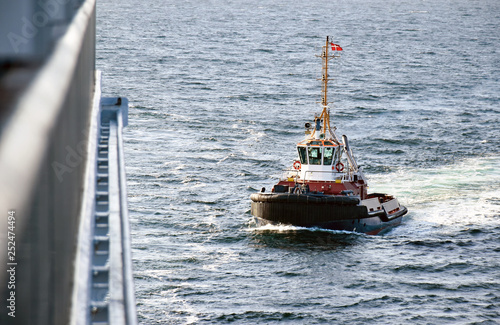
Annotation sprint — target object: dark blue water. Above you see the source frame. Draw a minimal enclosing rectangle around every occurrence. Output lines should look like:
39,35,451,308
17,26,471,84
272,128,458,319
97,0,500,323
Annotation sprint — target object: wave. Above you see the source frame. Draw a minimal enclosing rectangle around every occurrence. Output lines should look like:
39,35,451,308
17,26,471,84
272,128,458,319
369,155,500,233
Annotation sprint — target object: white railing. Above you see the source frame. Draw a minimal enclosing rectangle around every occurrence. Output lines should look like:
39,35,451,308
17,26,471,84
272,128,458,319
280,168,354,183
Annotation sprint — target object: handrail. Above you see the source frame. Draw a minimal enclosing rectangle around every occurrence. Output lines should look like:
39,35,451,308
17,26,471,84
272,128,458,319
280,168,356,183
302,170,354,182
71,95,136,325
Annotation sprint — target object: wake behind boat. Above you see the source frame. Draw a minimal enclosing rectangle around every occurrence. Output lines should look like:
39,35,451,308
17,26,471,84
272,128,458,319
250,37,407,235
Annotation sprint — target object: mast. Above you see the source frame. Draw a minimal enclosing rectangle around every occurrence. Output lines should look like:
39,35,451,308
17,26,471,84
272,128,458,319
321,36,331,136
322,36,330,108
314,36,339,142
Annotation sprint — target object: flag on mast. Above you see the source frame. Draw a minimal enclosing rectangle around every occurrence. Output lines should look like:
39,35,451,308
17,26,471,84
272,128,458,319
330,43,343,51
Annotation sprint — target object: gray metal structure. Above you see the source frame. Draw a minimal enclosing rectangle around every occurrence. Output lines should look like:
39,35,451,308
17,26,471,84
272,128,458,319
0,0,137,324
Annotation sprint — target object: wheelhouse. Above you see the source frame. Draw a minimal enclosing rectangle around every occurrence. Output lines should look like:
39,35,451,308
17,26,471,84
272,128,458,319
297,139,339,167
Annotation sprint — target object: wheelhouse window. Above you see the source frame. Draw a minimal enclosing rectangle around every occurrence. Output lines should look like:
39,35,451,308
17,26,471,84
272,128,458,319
323,147,334,165
308,147,322,165
298,146,308,164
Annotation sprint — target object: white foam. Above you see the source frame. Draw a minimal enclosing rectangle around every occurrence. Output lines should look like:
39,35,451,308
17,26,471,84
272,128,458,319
249,223,361,236
369,156,500,229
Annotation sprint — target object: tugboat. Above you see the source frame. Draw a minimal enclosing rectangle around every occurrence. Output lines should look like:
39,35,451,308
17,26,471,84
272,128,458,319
250,37,407,235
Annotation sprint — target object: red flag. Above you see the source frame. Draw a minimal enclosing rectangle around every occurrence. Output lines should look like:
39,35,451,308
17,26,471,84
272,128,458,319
330,42,343,51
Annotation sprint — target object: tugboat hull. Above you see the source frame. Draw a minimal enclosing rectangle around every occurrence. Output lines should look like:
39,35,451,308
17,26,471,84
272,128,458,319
250,193,407,235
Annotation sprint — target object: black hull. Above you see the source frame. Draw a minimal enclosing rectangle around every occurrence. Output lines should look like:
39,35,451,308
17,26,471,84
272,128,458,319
250,193,407,235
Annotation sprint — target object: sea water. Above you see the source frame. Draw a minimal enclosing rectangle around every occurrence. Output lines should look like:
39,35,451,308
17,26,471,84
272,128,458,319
96,0,500,323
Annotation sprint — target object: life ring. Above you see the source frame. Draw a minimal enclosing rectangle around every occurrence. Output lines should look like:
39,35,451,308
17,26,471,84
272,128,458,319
335,162,344,172
293,160,301,170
